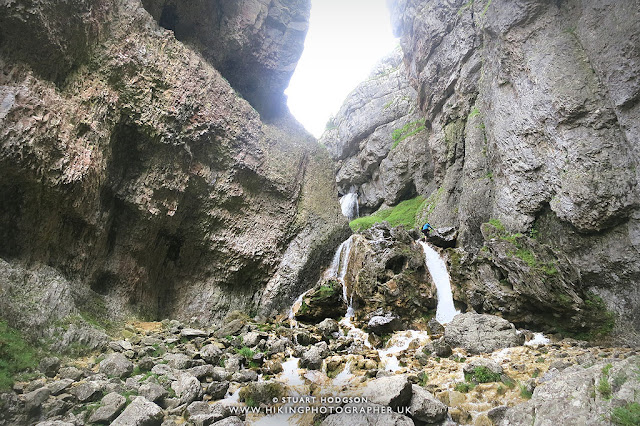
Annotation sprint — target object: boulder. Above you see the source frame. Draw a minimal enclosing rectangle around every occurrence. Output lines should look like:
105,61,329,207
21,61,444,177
171,374,203,406
38,357,61,378
238,381,285,406
180,328,208,339
367,315,403,335
111,396,163,426
200,344,223,365
321,403,414,426
70,381,104,402
206,381,230,400
139,382,168,404
88,392,126,424
426,227,457,248
444,313,524,354
502,356,640,425
99,353,134,378
300,342,329,370
409,385,447,423
362,375,412,409
317,318,340,338
294,281,346,322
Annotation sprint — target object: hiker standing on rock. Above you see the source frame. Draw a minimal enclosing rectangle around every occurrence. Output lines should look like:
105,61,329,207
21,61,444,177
422,223,434,240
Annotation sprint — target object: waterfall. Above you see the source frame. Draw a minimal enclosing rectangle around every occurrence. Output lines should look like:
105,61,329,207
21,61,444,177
339,192,359,221
418,240,459,324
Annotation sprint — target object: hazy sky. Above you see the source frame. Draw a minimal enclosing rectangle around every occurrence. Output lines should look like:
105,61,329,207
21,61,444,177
286,0,399,138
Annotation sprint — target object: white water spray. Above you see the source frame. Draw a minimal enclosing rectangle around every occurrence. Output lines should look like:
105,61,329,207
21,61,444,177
339,192,359,221
418,241,459,324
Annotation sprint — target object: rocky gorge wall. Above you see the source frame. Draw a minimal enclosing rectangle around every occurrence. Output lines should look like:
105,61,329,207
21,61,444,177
0,0,349,346
322,0,640,345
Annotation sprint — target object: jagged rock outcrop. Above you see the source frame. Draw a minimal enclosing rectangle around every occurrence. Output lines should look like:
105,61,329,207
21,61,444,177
320,48,435,214
140,0,310,117
337,0,640,344
0,0,348,339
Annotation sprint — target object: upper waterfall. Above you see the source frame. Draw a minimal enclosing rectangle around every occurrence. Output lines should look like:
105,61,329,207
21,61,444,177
339,192,359,221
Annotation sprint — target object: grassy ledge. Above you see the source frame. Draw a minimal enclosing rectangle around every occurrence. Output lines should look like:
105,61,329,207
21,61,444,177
349,196,425,232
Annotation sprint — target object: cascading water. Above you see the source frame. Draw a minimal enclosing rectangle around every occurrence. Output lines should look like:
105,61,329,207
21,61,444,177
339,192,359,221
418,240,460,324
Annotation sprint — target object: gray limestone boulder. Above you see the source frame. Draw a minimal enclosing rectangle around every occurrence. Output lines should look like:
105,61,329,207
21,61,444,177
367,315,403,335
206,381,230,400
88,392,126,424
317,318,340,338
300,342,329,370
111,396,163,426
39,357,61,378
200,344,223,365
321,403,414,426
211,417,245,426
444,313,524,354
139,382,169,404
171,373,203,405
180,328,208,339
100,353,134,378
501,356,640,425
362,375,412,410
409,384,447,424
23,387,51,414
70,380,104,402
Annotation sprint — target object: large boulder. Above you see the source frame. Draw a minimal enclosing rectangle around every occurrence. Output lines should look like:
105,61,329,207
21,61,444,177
111,397,163,426
409,385,448,424
501,356,640,425
99,353,134,378
362,375,412,410
444,313,524,354
294,281,346,322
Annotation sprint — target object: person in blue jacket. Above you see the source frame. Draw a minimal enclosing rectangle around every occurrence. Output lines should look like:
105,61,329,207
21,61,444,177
422,223,434,239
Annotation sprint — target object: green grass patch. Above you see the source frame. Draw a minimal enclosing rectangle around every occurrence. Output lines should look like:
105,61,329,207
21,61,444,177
0,321,39,391
465,366,502,383
391,120,425,149
418,371,429,387
519,382,533,399
454,382,475,393
349,196,424,232
611,402,640,426
236,347,256,360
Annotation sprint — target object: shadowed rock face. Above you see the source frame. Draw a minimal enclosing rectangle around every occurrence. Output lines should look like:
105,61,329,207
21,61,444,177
140,0,311,118
0,0,348,334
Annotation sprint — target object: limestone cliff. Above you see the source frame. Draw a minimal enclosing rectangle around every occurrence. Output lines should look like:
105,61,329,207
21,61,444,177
0,0,349,344
323,0,640,344
320,48,435,214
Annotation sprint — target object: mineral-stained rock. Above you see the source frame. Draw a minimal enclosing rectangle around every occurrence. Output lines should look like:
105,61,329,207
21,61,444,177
444,313,524,354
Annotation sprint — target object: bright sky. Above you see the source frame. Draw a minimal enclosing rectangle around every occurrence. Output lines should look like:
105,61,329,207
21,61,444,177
286,0,399,138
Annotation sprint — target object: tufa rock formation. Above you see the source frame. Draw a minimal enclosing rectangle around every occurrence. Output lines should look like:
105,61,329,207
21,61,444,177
0,0,349,342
